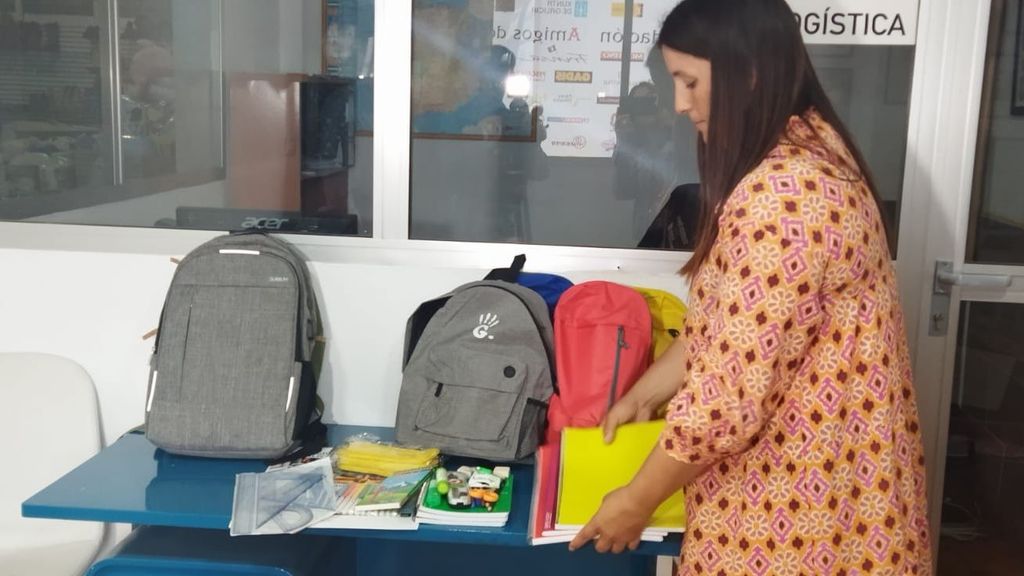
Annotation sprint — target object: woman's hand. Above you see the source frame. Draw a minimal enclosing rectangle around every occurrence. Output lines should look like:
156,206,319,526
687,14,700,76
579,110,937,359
601,395,656,444
602,337,690,443
568,485,653,553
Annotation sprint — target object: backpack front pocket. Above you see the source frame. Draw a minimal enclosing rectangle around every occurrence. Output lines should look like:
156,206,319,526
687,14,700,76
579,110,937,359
414,347,526,442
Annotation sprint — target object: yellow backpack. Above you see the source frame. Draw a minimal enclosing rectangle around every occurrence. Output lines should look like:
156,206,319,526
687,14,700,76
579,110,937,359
633,287,687,362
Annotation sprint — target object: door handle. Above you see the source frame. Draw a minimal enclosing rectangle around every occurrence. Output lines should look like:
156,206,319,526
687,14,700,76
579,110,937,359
929,261,1012,337
933,261,1011,295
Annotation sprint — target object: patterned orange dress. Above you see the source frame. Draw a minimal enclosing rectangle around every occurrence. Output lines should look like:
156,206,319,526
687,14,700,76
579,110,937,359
661,110,932,576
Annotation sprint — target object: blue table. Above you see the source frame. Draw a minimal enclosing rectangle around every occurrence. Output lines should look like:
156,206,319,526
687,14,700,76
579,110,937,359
24,426,681,575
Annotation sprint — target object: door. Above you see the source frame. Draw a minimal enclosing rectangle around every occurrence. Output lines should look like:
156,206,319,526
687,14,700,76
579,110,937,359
907,0,1024,572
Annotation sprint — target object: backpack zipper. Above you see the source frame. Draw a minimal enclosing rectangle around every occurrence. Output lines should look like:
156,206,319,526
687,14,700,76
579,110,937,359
607,325,628,411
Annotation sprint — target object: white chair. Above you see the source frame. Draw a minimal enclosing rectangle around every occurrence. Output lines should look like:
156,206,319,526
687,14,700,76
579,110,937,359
0,353,105,576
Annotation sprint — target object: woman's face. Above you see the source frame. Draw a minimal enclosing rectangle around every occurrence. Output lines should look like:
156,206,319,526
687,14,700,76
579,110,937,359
661,46,711,141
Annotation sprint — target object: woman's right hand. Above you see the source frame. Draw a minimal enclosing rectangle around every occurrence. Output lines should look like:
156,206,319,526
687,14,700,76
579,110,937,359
601,394,656,444
601,336,690,444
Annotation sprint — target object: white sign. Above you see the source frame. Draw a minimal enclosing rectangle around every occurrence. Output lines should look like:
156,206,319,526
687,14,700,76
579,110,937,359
494,0,667,158
787,0,919,46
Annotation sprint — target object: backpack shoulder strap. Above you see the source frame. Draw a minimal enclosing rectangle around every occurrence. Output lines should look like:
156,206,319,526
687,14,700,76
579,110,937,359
403,292,453,370
483,254,526,282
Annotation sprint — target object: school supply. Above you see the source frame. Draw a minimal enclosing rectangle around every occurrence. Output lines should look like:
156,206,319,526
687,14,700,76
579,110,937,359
416,466,514,527
230,457,337,536
634,287,687,362
545,281,652,444
555,421,686,532
311,479,422,531
528,440,668,545
528,442,563,543
145,232,326,460
516,272,574,319
396,269,555,460
352,468,432,512
333,438,440,478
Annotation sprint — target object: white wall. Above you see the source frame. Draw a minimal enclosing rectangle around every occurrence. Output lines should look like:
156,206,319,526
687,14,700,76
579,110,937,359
0,247,173,444
0,227,689,445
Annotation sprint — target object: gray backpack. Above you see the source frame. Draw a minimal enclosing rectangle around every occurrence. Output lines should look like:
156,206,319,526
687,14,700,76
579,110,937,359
144,232,325,460
396,279,555,461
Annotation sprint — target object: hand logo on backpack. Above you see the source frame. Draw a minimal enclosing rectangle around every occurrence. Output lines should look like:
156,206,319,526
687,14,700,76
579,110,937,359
473,313,500,340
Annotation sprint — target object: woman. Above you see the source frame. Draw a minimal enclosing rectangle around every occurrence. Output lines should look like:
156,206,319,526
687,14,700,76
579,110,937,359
569,0,933,574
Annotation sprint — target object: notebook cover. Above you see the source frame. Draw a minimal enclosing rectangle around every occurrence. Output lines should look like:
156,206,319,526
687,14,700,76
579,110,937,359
555,420,686,531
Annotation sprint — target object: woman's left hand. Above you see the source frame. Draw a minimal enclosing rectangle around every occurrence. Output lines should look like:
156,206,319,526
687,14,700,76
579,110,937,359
568,485,653,553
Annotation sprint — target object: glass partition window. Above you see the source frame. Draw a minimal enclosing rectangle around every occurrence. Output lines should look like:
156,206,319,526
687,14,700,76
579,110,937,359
0,0,374,237
808,44,913,253
933,5,1024,574
215,0,374,237
117,0,219,184
939,301,1024,574
0,1,109,201
968,0,1024,265
410,0,697,248
1,0,914,247
409,0,913,252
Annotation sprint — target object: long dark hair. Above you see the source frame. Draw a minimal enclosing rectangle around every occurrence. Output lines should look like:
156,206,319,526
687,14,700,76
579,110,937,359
658,0,887,277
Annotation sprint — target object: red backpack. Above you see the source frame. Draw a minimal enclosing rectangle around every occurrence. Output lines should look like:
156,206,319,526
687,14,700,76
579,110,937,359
546,281,652,444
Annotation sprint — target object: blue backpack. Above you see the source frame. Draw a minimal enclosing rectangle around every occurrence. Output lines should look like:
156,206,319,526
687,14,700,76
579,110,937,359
486,255,573,318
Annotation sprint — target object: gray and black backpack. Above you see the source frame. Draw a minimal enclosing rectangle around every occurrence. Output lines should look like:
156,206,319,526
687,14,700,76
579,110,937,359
396,258,555,461
144,232,325,460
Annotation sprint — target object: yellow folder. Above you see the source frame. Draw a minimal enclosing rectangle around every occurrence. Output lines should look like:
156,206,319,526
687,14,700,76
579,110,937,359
555,420,686,531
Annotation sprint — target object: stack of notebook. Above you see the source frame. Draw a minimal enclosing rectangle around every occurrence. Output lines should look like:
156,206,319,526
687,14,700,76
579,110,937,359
529,420,686,545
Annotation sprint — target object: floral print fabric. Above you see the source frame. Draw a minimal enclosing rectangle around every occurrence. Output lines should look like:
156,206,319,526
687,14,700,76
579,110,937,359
662,110,932,576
